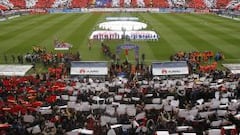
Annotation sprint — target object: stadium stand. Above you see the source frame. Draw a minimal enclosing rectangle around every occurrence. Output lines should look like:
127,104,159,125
34,0,55,8
167,0,173,7
9,0,26,8
90,0,94,7
216,0,231,8
0,0,13,9
1,1,240,135
1,48,239,135
112,0,120,7
143,0,151,7
0,0,238,9
52,0,71,8
188,0,207,9
106,0,112,7
124,0,131,7
25,0,38,8
203,0,216,8
137,0,145,7
152,0,169,8
95,0,109,7
169,0,186,7
235,2,240,9
0,0,235,9
83,0,90,7
0,56,240,135
70,0,81,8
226,0,240,9
0,4,8,10
131,0,138,7
72,0,89,8
120,0,124,7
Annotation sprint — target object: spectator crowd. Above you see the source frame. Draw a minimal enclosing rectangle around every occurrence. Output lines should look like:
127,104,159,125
0,50,240,135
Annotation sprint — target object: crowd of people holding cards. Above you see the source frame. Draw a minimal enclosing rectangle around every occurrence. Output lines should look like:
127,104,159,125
0,50,240,135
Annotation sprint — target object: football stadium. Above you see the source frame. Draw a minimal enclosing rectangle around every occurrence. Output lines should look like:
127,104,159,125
0,0,240,135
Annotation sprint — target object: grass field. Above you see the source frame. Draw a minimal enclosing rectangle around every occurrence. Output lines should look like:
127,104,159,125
0,13,240,64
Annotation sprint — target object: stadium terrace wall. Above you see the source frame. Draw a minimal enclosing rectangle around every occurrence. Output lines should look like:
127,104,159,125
159,8,195,13
87,8,160,12
0,9,47,17
46,8,195,13
48,8,82,13
0,9,47,21
0,8,196,15
47,8,160,13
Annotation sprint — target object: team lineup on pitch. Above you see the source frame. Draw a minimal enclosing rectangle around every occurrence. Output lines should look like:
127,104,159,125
0,13,240,64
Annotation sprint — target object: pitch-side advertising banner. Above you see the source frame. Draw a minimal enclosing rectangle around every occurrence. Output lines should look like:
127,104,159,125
152,61,189,76
222,64,240,74
71,61,108,75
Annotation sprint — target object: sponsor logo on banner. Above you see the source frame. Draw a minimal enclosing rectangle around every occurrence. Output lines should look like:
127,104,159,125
161,69,168,74
71,67,107,75
79,69,99,74
71,61,108,75
152,61,189,76
161,68,183,75
79,69,86,73
153,67,188,75
165,69,182,74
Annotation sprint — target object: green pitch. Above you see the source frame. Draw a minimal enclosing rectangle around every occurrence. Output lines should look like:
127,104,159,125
0,13,239,64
